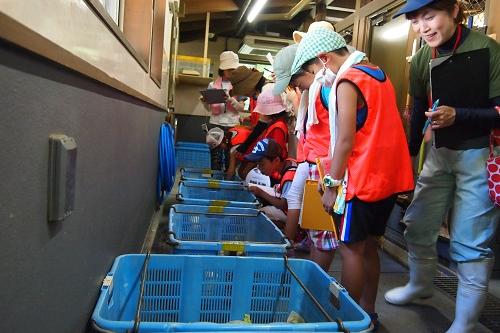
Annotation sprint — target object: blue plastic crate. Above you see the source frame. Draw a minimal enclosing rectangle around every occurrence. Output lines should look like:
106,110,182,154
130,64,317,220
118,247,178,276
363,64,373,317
180,167,225,180
175,141,210,149
167,204,289,257
180,167,242,182
175,143,210,169
177,180,259,208
92,254,370,332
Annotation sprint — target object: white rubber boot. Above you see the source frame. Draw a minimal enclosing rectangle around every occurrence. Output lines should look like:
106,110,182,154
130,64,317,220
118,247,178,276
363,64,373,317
384,243,436,305
446,258,494,333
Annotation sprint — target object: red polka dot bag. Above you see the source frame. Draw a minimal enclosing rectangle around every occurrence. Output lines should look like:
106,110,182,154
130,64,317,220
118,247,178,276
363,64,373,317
487,129,500,207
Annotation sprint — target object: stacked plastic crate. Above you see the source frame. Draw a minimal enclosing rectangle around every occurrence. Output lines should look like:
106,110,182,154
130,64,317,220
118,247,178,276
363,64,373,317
92,141,371,332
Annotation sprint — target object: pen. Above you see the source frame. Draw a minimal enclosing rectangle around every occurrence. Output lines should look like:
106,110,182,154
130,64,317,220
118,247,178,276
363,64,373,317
422,99,440,134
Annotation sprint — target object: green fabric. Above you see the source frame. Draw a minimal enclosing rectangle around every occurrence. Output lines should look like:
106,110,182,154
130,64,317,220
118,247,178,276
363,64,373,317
410,29,500,99
291,27,347,75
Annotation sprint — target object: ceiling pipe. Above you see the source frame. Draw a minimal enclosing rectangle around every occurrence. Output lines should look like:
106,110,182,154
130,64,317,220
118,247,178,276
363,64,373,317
254,0,312,22
235,0,253,25
235,0,253,37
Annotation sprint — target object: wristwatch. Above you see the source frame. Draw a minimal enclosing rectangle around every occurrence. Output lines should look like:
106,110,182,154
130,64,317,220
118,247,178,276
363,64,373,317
323,174,342,188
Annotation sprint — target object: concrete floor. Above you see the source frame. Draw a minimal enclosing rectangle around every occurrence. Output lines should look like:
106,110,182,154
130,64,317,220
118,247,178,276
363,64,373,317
319,250,494,333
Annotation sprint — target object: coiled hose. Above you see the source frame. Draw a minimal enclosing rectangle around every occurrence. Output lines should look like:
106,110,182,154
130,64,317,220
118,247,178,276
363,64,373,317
157,122,176,206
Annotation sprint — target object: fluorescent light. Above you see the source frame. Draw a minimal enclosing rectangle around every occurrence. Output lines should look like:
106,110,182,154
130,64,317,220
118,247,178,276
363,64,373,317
247,0,268,23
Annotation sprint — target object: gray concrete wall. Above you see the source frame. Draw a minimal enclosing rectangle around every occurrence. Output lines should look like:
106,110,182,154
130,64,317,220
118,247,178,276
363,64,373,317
0,39,165,333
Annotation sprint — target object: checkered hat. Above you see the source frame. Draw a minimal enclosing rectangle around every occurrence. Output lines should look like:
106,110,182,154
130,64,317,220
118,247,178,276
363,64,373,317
291,27,347,75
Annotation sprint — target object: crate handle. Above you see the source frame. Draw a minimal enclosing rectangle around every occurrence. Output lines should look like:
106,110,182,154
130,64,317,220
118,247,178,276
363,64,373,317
283,255,349,332
282,236,293,250
165,231,179,246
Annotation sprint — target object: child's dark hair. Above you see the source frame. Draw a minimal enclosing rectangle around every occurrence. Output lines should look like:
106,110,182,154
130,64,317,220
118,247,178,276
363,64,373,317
270,110,288,121
255,76,266,93
218,69,225,77
406,0,465,23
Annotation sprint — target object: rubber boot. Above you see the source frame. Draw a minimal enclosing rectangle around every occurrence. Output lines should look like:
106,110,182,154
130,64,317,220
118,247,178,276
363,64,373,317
384,243,436,305
446,258,494,333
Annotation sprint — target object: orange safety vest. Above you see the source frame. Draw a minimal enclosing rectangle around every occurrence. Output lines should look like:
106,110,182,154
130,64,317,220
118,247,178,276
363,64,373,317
303,91,330,162
277,159,297,193
260,118,289,160
338,65,414,202
228,125,251,147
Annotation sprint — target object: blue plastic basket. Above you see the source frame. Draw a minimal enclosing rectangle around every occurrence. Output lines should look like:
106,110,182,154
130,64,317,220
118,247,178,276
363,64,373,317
92,254,370,332
175,143,211,169
167,204,289,257
177,180,259,208
175,141,210,149
180,167,242,182
180,167,225,180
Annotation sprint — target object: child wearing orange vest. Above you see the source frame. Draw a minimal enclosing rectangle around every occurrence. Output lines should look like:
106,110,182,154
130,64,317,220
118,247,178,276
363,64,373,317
244,138,297,227
292,28,414,329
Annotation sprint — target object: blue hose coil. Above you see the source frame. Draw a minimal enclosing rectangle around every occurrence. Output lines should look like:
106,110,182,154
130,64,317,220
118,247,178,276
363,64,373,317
157,122,176,205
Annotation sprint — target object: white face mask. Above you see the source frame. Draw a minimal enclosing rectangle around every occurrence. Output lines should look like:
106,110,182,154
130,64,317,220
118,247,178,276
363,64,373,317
315,58,336,87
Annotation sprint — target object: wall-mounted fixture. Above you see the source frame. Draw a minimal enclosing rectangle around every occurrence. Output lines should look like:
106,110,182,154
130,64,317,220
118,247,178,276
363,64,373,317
47,134,77,223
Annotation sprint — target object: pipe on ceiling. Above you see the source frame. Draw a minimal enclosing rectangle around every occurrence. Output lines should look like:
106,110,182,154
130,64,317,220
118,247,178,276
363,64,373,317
254,0,312,21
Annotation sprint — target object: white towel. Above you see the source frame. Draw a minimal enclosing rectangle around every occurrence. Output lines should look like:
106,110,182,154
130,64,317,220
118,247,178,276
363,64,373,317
294,89,309,139
328,51,366,157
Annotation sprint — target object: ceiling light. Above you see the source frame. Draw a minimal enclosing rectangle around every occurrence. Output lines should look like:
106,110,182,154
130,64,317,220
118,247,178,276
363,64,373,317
247,0,268,23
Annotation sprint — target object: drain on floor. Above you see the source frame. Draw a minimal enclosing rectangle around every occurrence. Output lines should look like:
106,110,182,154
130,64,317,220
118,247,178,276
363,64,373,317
434,276,500,333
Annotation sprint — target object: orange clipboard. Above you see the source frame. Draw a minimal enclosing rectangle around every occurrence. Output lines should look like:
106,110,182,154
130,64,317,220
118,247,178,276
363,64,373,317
298,159,339,238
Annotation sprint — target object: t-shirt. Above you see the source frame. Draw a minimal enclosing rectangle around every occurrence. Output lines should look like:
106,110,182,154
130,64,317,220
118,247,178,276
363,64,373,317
408,27,500,150
410,28,500,99
207,80,241,127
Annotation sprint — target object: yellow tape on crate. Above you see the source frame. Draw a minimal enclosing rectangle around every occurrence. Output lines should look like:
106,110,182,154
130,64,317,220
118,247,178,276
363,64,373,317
209,200,229,207
207,180,220,189
221,241,245,253
208,206,224,214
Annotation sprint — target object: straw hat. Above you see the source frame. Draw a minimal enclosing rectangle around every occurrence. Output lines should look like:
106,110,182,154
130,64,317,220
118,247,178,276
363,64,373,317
229,66,264,96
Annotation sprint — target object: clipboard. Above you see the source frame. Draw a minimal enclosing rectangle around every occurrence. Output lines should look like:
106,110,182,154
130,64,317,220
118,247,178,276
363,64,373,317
299,179,337,233
429,48,490,148
298,159,339,238
200,89,227,104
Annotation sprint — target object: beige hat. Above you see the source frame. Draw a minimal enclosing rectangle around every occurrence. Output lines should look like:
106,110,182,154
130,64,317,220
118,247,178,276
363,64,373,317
219,51,240,70
292,21,335,43
206,127,225,148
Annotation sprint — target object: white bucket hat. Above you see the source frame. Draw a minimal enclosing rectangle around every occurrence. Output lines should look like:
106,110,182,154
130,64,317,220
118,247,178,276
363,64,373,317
292,21,335,43
219,51,240,70
206,127,225,148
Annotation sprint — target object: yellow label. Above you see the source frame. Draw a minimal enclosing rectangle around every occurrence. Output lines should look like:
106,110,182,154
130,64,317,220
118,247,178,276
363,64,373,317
210,200,228,207
201,168,212,178
208,180,220,189
208,206,224,214
243,314,252,323
221,241,245,253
